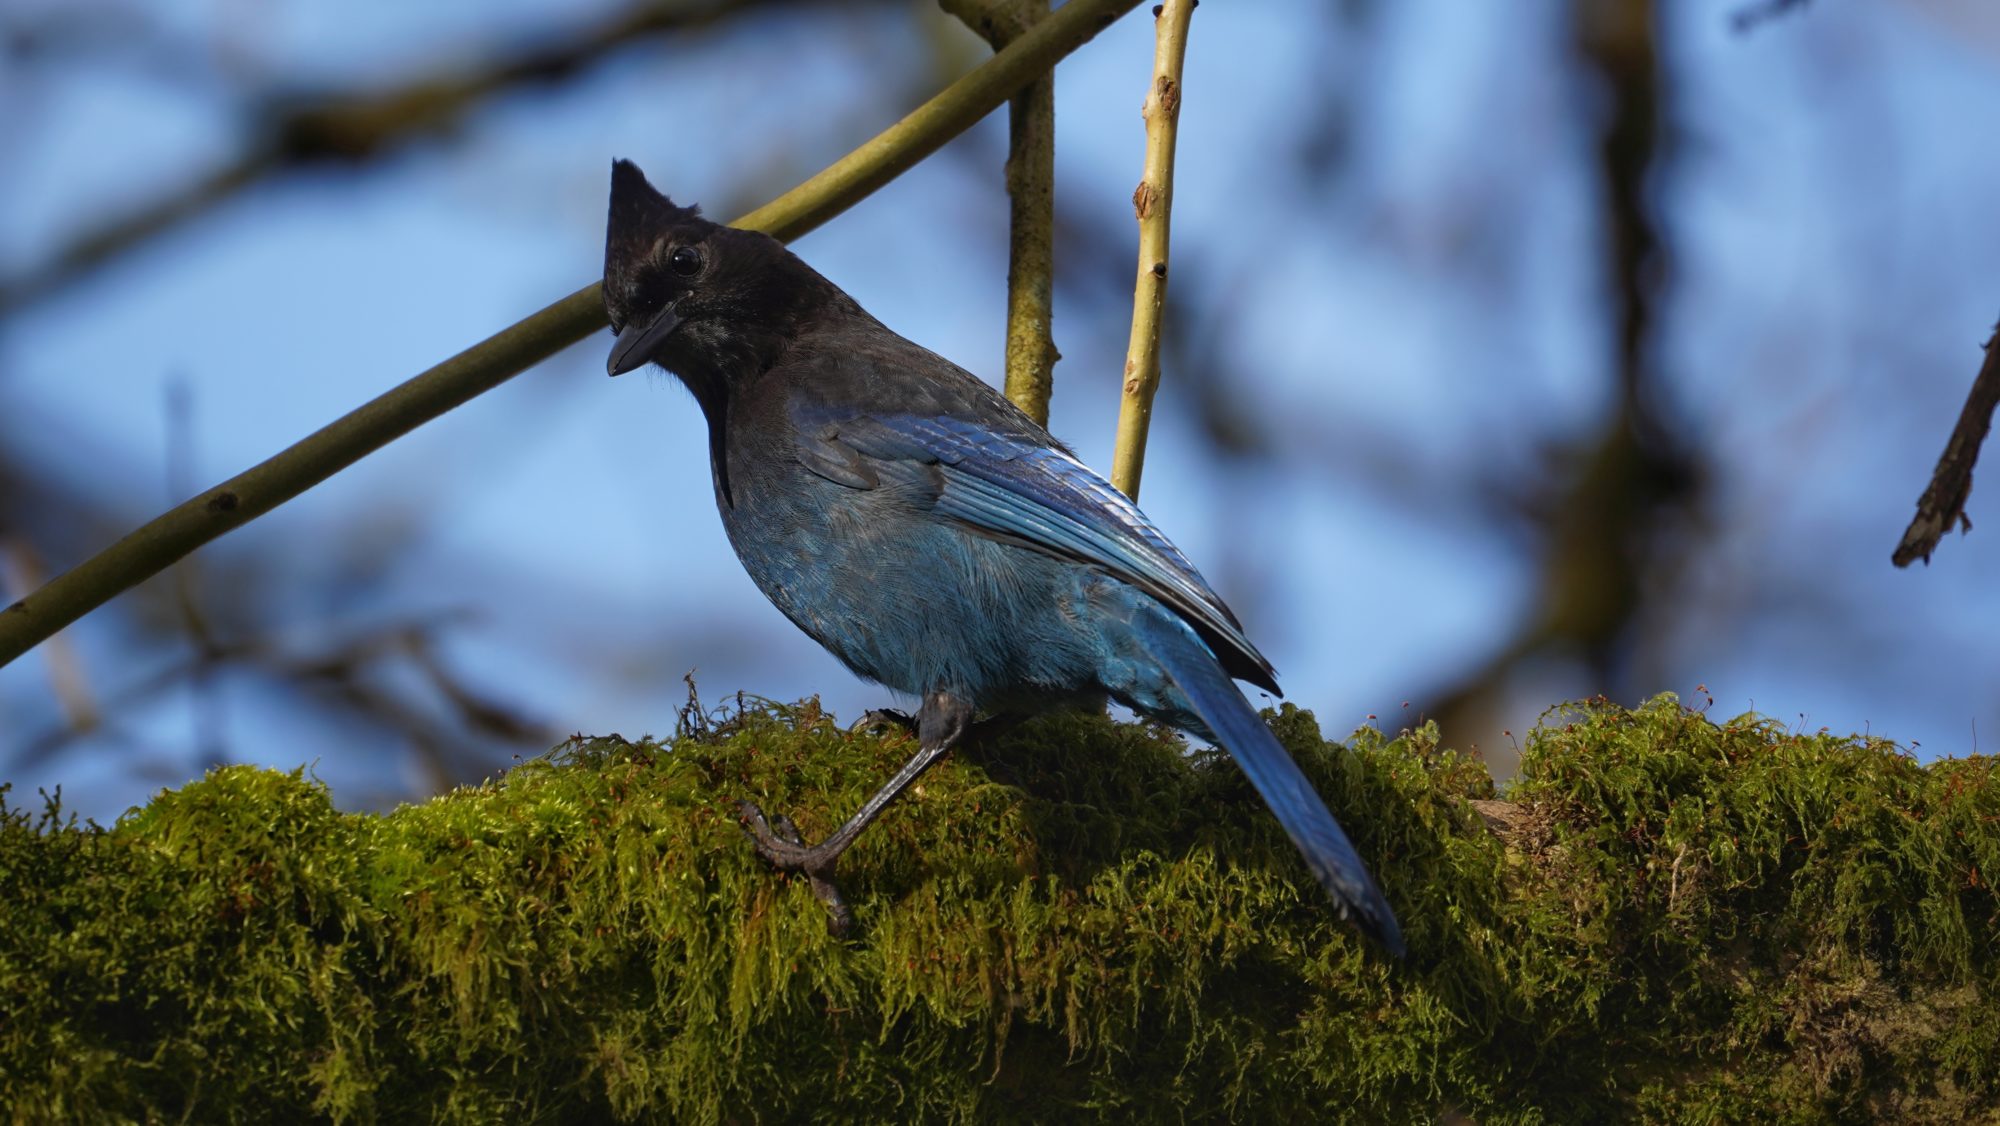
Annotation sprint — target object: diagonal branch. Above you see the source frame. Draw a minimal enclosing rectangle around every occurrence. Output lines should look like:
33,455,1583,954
1893,315,2000,567
0,0,1145,671
1109,0,1197,501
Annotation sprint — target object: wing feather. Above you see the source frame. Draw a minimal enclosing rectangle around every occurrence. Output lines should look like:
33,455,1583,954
795,407,1278,693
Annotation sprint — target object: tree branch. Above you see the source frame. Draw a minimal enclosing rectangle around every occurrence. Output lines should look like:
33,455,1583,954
1893,315,2000,567
942,0,1061,426
1109,0,1196,501
0,0,1144,672
7,696,1994,1119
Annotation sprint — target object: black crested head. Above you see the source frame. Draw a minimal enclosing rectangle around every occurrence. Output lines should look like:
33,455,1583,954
606,159,702,287
602,159,851,409
603,159,714,379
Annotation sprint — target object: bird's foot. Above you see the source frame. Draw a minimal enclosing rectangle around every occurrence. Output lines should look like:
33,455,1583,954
849,708,915,737
736,799,856,935
850,708,1020,748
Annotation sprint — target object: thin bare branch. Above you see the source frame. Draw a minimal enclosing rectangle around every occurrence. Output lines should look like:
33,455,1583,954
942,0,1061,425
1109,0,1196,500
1893,317,2000,567
0,0,1145,671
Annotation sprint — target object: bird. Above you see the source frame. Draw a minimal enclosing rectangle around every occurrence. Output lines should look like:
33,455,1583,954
601,159,1403,955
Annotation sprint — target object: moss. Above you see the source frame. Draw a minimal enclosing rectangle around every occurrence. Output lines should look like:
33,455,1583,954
1,694,1994,1123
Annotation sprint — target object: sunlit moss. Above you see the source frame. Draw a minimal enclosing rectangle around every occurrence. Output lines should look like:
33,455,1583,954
2,695,1994,1122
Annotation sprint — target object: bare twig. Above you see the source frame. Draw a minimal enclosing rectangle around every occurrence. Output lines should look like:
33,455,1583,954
942,0,1061,425
1893,317,2000,567
1109,0,1196,500
0,0,1145,671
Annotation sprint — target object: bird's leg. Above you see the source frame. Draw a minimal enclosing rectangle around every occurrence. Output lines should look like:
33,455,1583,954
738,689,973,934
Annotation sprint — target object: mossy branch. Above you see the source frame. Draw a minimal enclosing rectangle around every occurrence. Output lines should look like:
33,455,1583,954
0,0,1145,672
1109,0,1196,501
5,696,1996,1120
942,0,1062,426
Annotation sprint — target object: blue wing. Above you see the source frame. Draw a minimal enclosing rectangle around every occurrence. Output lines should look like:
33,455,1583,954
794,407,1279,694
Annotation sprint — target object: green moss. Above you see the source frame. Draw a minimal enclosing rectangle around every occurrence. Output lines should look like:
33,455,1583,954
1,695,1994,1123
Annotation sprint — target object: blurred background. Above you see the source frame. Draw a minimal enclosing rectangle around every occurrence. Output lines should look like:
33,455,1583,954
3,0,1999,821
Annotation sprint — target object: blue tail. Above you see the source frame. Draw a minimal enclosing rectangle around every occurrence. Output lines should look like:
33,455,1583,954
1133,612,1406,956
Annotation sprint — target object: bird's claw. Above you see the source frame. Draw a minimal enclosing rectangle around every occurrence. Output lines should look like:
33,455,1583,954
850,708,915,737
768,812,805,847
736,799,856,936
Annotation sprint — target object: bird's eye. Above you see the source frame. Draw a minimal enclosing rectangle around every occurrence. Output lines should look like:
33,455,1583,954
668,246,703,277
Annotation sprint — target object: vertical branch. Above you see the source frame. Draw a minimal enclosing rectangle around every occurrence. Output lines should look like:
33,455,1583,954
1421,0,1703,762
1000,29,1061,425
942,0,1062,425
165,377,229,767
1110,0,1196,501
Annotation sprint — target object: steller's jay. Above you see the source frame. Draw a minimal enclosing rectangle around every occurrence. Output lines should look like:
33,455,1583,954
602,160,1402,955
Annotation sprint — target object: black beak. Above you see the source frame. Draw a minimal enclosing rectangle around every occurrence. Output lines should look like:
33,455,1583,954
607,300,683,377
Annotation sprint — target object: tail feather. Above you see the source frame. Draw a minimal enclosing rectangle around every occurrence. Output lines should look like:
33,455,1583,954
1137,614,1405,956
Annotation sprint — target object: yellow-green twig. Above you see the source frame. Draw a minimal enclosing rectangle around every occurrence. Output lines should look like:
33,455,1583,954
1108,0,1196,501
942,0,1062,426
0,0,1143,671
